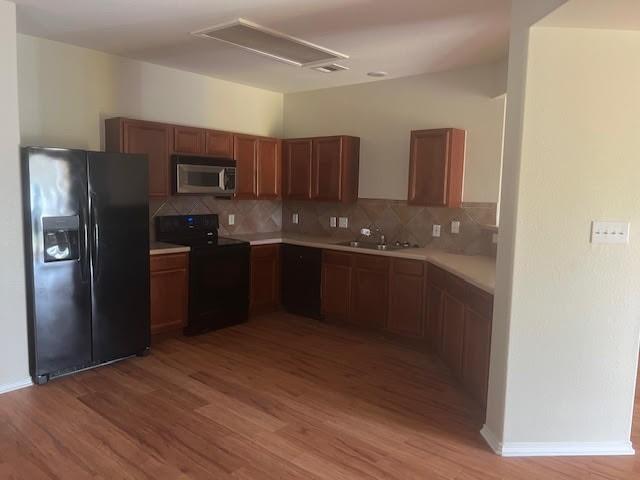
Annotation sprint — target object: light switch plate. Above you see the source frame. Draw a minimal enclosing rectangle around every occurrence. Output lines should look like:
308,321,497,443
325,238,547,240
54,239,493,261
330,216,337,228
432,224,441,238
338,217,349,229
292,213,299,225
591,221,630,244
228,214,235,226
451,220,460,234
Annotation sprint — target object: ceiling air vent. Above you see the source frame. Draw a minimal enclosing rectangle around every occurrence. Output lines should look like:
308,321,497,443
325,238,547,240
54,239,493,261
192,18,349,67
311,64,349,73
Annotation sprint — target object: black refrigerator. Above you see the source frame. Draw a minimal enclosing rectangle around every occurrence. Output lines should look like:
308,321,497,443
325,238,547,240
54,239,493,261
21,147,150,384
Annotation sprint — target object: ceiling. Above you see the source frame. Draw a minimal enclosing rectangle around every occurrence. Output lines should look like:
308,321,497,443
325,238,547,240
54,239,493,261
14,0,510,93
537,0,640,31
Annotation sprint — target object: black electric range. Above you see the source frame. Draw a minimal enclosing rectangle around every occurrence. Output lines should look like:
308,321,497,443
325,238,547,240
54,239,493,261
155,214,250,335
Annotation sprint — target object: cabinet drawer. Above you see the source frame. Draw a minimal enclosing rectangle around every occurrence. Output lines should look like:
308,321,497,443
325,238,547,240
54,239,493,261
251,244,280,259
354,254,389,272
323,250,353,267
150,253,188,272
392,258,424,277
465,284,494,319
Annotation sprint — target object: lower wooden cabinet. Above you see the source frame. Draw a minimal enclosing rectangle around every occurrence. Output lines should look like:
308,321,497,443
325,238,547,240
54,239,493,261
387,259,425,337
321,251,352,322
281,245,322,319
441,293,466,378
150,253,189,335
426,263,494,409
250,245,280,316
351,254,389,329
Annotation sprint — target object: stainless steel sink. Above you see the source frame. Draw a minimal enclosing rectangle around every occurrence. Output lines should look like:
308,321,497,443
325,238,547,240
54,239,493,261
335,240,400,251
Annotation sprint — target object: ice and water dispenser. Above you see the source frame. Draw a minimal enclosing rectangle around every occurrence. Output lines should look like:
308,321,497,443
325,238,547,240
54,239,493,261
42,216,80,263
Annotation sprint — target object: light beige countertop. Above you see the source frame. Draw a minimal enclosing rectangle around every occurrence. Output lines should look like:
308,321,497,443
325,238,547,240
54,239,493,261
149,242,191,256
228,232,496,294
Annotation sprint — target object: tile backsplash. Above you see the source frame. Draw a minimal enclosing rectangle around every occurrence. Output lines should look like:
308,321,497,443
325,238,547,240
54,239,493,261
150,195,497,257
283,199,497,256
149,196,282,240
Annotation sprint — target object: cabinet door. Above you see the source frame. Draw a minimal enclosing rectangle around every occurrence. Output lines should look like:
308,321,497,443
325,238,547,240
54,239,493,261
441,293,465,378
321,251,352,322
351,254,389,329
425,284,444,352
250,245,280,316
257,138,281,199
462,308,492,407
312,137,343,201
408,129,465,208
283,139,313,200
234,135,258,199
387,259,424,337
122,120,171,197
150,254,188,334
174,126,204,154
205,130,234,157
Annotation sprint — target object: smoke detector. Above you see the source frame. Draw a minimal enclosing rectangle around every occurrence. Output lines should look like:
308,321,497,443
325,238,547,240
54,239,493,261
192,18,349,67
311,64,349,73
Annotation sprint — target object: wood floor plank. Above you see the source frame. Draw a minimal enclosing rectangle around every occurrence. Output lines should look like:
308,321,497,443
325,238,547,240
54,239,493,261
0,312,638,479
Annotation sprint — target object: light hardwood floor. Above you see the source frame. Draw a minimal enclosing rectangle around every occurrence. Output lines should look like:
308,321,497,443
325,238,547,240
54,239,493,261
0,313,638,479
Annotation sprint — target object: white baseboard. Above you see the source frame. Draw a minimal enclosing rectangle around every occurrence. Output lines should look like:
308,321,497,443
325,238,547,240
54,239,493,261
0,377,33,395
481,425,635,457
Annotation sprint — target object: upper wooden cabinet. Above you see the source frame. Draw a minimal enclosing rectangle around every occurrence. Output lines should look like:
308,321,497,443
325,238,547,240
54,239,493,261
234,134,281,200
408,128,466,208
105,118,171,198
234,135,258,199
283,139,313,200
174,126,205,154
283,136,359,203
257,138,281,199
205,130,234,158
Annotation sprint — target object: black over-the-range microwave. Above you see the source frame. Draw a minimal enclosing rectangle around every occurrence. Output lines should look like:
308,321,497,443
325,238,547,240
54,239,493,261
172,155,236,196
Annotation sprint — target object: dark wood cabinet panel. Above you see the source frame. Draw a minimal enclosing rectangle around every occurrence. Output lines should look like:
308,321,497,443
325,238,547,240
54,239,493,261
321,251,352,322
205,130,234,157
283,139,313,200
351,254,389,329
425,285,444,352
106,118,171,198
256,138,281,199
408,128,465,208
387,259,424,337
174,126,204,154
234,135,258,199
281,245,322,319
150,253,188,334
250,245,280,316
311,137,343,201
462,308,492,408
441,293,465,378
284,136,359,203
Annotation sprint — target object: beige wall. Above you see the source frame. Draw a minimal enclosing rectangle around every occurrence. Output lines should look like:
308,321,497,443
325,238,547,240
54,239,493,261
283,63,507,203
486,0,640,454
17,35,284,150
0,1,30,389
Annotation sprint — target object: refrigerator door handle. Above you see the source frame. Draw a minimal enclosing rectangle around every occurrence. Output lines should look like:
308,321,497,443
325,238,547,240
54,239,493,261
90,194,100,282
80,202,90,283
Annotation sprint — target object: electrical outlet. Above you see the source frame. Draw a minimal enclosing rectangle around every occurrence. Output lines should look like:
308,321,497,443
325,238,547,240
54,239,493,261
292,213,299,225
432,224,441,238
338,217,349,229
451,220,460,234
591,221,630,244
228,214,235,226
330,216,337,228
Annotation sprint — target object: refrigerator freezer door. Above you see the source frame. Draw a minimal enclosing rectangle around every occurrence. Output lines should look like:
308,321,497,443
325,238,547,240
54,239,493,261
88,152,150,362
22,148,92,378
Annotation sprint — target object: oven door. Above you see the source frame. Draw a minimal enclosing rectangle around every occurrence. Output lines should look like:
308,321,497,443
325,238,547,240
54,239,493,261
176,163,236,195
